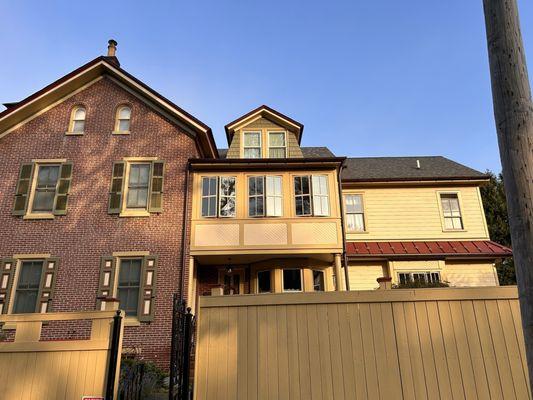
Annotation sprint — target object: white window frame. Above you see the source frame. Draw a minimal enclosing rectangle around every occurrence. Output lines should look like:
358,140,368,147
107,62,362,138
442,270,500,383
267,131,287,158
67,106,86,135
28,162,61,216
248,176,265,217
282,268,303,292
243,131,262,159
218,176,237,218
201,176,219,218
114,105,132,134
125,162,152,211
294,175,313,216
312,175,330,216
345,194,366,232
439,192,464,230
398,271,441,285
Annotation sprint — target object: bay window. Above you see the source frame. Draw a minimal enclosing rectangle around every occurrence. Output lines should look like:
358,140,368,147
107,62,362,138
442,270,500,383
201,176,237,218
248,175,283,217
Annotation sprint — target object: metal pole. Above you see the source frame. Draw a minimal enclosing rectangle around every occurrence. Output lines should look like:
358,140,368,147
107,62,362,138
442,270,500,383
180,307,193,400
105,310,122,400
169,293,179,400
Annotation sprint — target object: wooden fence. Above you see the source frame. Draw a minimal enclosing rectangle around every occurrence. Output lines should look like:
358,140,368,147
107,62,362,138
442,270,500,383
0,310,123,400
195,287,531,400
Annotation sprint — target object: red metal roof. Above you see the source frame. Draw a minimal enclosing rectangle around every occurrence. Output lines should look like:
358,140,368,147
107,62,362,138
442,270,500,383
346,240,512,258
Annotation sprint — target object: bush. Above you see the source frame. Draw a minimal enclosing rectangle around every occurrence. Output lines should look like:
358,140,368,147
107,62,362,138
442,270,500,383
393,281,450,289
119,358,168,398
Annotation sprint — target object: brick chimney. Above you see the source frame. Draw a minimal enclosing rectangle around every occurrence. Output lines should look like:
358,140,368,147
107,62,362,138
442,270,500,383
107,39,118,57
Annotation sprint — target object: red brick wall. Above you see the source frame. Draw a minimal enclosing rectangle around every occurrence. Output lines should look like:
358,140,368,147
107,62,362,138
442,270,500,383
0,77,199,369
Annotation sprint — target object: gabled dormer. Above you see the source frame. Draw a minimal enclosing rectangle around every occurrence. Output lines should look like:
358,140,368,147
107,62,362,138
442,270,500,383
224,105,304,159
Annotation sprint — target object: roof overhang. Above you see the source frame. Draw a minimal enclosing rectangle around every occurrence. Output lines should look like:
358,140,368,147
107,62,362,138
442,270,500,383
0,56,218,158
342,178,490,188
189,157,346,172
224,105,304,146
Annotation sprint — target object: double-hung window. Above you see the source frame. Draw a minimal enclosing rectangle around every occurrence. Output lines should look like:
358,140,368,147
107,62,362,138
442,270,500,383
68,106,86,134
126,164,150,209
243,132,261,158
294,175,330,216
268,132,286,158
117,258,142,316
440,193,463,230
248,175,283,217
201,176,237,217
13,261,43,314
32,165,60,213
345,194,365,232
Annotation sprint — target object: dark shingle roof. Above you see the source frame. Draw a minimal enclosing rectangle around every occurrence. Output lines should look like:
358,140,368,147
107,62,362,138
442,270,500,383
216,146,335,159
342,156,488,182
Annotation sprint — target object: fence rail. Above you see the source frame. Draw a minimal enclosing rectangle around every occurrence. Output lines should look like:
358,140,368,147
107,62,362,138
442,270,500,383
195,287,531,400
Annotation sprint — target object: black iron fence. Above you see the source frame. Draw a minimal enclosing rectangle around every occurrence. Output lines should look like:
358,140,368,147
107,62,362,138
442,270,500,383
169,294,196,400
118,361,145,400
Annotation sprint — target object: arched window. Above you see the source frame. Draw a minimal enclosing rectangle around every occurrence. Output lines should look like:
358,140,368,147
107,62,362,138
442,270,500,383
115,106,131,133
69,106,86,134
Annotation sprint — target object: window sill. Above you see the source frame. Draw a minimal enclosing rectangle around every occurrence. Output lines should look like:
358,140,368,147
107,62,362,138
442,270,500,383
119,210,151,218
23,213,55,220
124,317,141,327
442,229,467,233
112,131,131,135
65,131,84,136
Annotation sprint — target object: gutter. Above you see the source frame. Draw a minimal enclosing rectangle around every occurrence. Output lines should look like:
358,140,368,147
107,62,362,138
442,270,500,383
337,161,350,291
179,163,192,303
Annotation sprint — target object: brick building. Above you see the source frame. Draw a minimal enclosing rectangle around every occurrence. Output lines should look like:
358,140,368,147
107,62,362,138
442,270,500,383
0,42,217,368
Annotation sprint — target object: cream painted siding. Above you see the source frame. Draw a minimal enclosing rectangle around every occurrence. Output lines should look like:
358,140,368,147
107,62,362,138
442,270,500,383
344,185,489,241
345,262,384,290
444,261,499,287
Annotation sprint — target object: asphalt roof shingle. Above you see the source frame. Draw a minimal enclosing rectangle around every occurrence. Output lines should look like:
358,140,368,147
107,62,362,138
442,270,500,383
216,146,335,159
341,156,487,182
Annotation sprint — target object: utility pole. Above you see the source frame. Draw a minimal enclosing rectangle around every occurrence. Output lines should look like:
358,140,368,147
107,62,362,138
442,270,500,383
482,0,533,386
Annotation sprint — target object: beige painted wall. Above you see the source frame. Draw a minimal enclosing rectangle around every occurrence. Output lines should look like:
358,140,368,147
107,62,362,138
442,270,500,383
195,288,530,400
344,262,385,291
343,185,489,241
444,261,499,287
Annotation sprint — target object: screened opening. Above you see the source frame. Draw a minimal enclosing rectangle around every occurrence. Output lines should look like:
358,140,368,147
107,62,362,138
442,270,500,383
257,270,272,293
243,132,261,158
13,261,43,314
313,270,325,291
126,163,150,209
32,165,60,212
117,258,142,316
283,269,302,292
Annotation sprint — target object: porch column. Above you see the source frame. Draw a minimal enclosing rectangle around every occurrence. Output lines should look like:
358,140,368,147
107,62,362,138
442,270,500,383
334,253,345,291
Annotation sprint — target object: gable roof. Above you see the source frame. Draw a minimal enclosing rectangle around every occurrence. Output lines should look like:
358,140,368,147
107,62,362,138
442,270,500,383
224,105,304,146
342,156,488,182
216,146,335,159
0,55,218,158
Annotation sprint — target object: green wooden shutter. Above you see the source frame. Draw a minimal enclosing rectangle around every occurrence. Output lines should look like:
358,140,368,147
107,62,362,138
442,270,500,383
96,256,117,310
13,163,35,216
108,162,125,214
35,258,59,313
138,255,157,322
149,161,165,213
53,163,73,215
0,259,17,314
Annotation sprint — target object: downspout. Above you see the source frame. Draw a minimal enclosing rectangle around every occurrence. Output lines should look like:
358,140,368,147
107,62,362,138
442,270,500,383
179,162,192,303
337,161,350,291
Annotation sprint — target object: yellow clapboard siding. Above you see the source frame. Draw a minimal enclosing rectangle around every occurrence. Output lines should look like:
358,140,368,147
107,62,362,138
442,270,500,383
345,185,489,241
196,288,531,400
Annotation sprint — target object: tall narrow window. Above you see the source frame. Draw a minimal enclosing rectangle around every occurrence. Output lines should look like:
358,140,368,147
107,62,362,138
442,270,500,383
283,269,302,292
69,106,86,133
117,258,142,316
243,132,261,158
126,164,150,209
257,270,272,293
201,177,218,217
268,132,286,158
312,175,330,216
32,165,60,213
13,261,43,314
115,106,131,133
248,176,264,217
313,270,325,291
294,176,312,216
219,177,236,217
440,193,463,230
265,176,283,216
345,194,365,232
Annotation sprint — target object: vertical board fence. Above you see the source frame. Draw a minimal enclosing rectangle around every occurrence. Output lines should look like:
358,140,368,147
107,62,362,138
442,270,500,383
0,310,124,400
195,287,531,400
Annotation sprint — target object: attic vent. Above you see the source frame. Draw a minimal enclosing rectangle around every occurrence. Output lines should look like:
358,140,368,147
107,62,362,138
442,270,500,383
416,159,421,169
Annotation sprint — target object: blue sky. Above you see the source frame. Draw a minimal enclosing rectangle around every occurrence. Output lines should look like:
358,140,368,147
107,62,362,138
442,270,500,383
1,1,531,172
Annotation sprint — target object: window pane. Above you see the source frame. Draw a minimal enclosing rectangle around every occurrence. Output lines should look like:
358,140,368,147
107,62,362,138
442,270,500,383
244,148,261,158
74,108,86,120
220,197,236,217
33,191,55,211
220,177,236,196
257,271,271,293
244,132,260,146
313,270,325,291
303,196,311,215
119,107,131,119
283,269,302,292
269,132,285,147
119,119,130,132
37,165,60,187
13,291,38,313
346,195,363,213
73,120,85,133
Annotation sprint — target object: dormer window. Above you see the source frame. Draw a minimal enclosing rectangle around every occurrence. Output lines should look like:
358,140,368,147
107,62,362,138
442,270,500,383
114,106,131,134
243,132,261,158
67,106,86,134
268,132,286,158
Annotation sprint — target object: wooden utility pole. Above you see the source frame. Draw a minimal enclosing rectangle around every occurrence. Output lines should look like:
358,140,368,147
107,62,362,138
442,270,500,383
482,0,533,386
